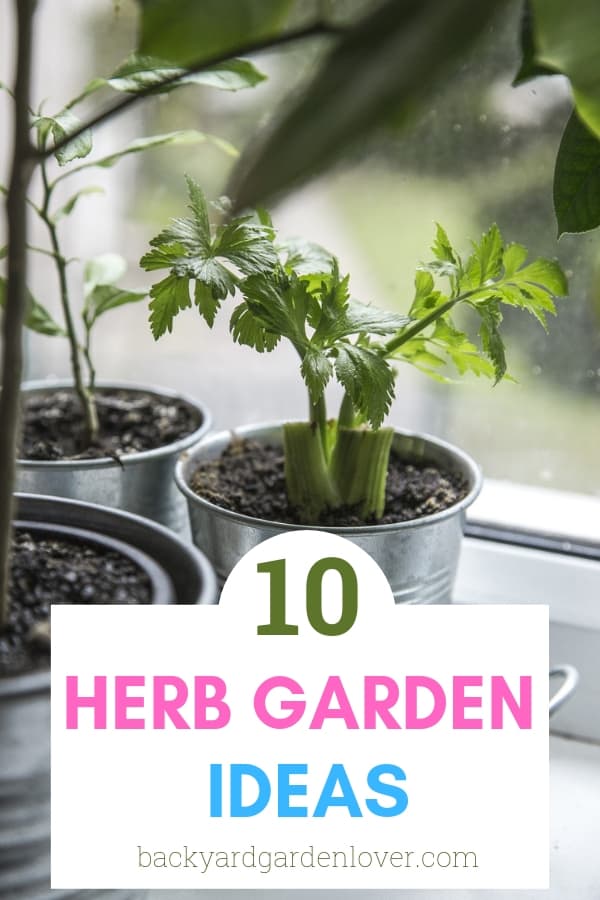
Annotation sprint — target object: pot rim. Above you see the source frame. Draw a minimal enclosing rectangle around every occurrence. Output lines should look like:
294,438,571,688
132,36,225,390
19,379,212,470
175,421,483,535
0,492,218,687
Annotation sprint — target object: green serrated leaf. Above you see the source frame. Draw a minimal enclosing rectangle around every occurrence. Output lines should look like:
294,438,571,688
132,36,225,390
142,178,277,333
512,258,568,297
34,110,93,166
502,243,528,277
334,343,395,430
301,347,334,404
230,301,280,352
479,304,506,384
242,270,310,348
431,223,457,264
554,111,600,236
281,238,336,278
0,276,66,337
148,274,191,339
194,280,221,327
462,224,504,289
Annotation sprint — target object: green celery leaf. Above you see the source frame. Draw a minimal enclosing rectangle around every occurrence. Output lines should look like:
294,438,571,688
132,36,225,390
148,274,191,338
321,300,410,344
280,238,336,278
478,303,506,384
461,224,504,289
34,110,92,166
0,276,66,336
141,177,277,328
241,270,310,349
301,346,334,404
138,0,292,67
502,243,528,276
554,111,600,236
431,223,458,264
230,301,280,352
194,281,221,327
334,342,395,430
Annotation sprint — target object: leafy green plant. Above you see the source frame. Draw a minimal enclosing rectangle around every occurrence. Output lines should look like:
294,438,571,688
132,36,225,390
143,178,568,522
0,55,264,444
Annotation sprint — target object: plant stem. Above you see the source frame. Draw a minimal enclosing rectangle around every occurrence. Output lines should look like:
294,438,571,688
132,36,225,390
34,21,345,164
382,288,482,357
283,422,339,522
330,426,394,519
310,394,328,454
337,391,356,428
0,0,37,626
39,160,98,442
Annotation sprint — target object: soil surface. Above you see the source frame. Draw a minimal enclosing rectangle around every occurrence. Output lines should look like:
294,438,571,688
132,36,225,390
190,439,468,527
0,530,152,678
20,388,202,461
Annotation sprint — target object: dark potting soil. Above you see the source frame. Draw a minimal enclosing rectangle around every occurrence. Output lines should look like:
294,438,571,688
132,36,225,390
190,439,468,527
20,388,201,460
0,530,152,678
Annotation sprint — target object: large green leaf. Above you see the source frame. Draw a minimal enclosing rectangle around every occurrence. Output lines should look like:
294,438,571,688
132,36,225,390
0,277,65,337
530,0,600,138
513,1,558,86
228,0,504,209
138,0,293,66
554,111,600,236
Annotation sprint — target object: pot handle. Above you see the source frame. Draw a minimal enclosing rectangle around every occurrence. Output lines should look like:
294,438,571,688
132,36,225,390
549,664,579,717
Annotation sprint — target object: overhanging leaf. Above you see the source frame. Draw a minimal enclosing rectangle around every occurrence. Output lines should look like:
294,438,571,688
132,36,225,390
513,1,558,86
228,0,504,209
554,111,600,236
107,54,266,93
230,301,280,352
530,0,600,138
138,0,293,67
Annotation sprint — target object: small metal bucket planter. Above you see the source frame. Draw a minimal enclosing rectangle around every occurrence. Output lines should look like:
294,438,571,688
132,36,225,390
175,422,483,604
17,381,212,535
0,493,217,900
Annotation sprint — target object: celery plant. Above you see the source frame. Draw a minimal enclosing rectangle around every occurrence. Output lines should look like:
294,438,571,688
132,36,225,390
143,178,568,523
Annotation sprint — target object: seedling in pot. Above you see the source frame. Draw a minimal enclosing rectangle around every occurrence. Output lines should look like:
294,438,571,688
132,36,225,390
143,178,568,524
0,56,264,448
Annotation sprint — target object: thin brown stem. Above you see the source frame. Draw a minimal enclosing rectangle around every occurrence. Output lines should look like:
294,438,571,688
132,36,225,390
39,160,98,442
34,21,343,163
0,0,37,625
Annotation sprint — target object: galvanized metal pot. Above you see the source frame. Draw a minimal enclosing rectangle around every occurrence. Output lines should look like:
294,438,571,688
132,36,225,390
0,494,217,900
17,381,211,535
175,422,483,604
